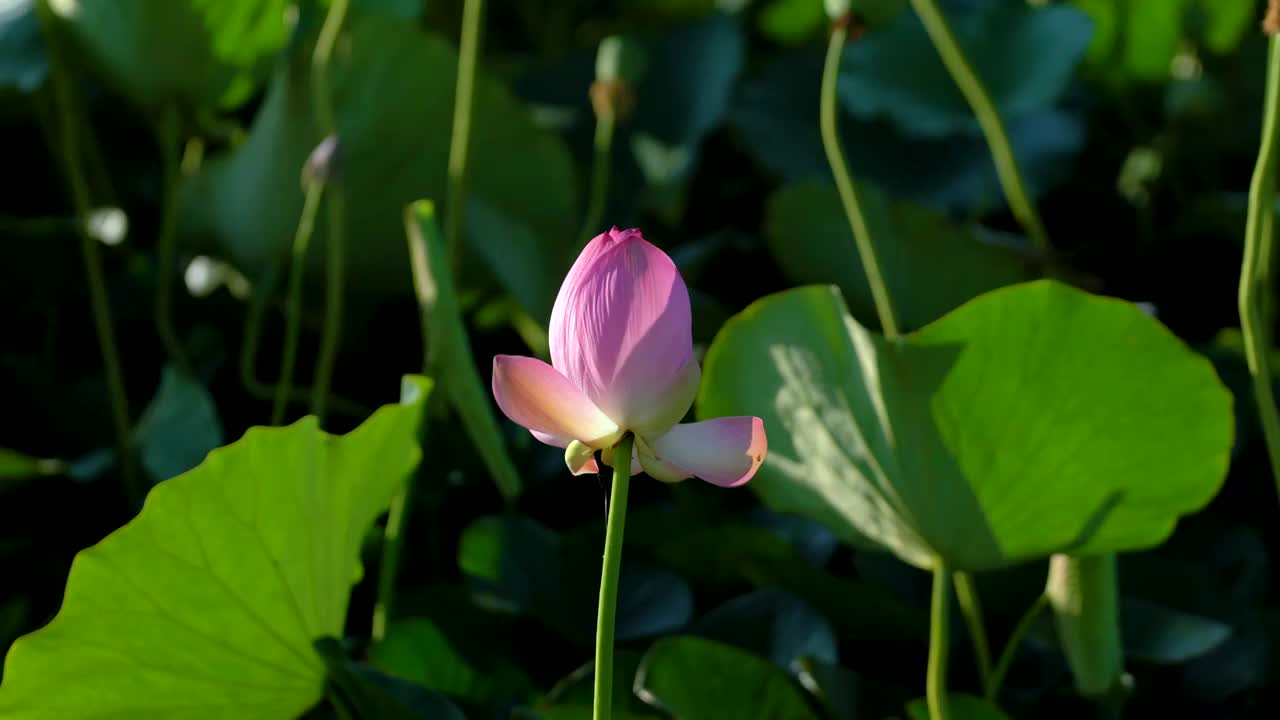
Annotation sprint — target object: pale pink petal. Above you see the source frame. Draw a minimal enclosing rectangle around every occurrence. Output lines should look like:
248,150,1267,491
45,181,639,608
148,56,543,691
627,359,700,436
564,440,601,475
635,435,686,484
531,429,568,446
640,417,767,488
492,355,622,449
548,227,695,432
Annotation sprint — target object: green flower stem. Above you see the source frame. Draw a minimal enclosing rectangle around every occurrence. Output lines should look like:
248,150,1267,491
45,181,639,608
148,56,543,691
908,0,1051,253
39,1,140,504
577,109,616,252
987,593,1048,701
372,476,412,642
820,19,899,338
372,201,441,642
445,0,484,273
927,560,952,720
310,184,345,424
155,105,192,375
308,0,351,425
952,571,992,693
78,93,120,206
272,181,325,426
272,0,351,426
1239,35,1280,499
240,255,369,419
371,203,451,639
594,434,635,720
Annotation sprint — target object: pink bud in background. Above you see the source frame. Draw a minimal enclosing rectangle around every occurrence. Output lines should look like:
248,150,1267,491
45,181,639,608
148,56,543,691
492,227,766,486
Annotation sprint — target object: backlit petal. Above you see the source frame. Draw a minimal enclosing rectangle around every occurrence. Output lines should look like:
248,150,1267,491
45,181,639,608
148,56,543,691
627,359,700,435
564,440,600,475
634,434,686,484
492,355,622,449
548,227,694,432
640,417,767,487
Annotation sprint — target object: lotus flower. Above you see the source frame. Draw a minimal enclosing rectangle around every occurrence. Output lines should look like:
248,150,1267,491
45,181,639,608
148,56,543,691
492,227,766,487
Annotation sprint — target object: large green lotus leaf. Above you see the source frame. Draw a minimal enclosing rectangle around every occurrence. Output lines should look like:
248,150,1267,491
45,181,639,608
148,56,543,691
732,48,1084,211
764,180,1027,331
635,636,820,720
368,617,534,705
698,281,1233,572
905,694,1010,720
45,0,291,110
458,515,693,645
181,15,577,308
840,1,1093,137
0,376,433,719
691,589,837,671
133,365,224,484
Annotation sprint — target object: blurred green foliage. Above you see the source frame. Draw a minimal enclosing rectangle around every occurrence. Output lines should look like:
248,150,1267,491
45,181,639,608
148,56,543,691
0,0,1278,718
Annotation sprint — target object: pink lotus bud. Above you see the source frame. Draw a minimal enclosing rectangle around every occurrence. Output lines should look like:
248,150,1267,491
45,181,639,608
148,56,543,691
492,227,766,486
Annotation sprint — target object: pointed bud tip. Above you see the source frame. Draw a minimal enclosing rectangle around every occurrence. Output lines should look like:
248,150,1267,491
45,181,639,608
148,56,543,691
301,134,342,186
595,225,645,247
824,0,850,22
595,35,647,85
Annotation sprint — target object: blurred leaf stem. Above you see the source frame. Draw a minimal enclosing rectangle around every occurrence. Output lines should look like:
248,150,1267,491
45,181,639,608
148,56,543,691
445,0,485,272
594,434,635,720
373,463,411,643
241,256,369,419
1239,34,1280,501
154,106,192,375
379,200,524,638
309,0,351,424
927,560,952,720
953,571,992,693
986,593,1048,701
273,0,352,425
403,202,522,501
37,0,140,504
908,0,1050,253
373,204,444,642
272,181,326,425
581,67,619,251
905,2,1055,703
819,15,899,338
577,102,615,252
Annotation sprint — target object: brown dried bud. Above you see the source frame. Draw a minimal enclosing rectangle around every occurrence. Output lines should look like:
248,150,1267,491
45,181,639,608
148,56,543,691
1267,0,1280,35
589,79,635,121
830,10,866,40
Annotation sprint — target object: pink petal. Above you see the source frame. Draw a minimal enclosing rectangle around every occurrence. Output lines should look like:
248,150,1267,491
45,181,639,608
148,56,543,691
548,227,696,433
491,355,622,449
640,417,767,487
564,440,601,476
